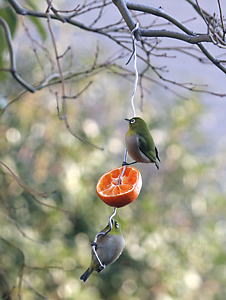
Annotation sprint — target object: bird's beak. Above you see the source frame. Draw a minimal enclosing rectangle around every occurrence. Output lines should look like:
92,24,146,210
124,118,130,122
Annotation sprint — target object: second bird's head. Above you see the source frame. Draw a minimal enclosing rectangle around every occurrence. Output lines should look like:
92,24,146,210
104,219,121,234
125,117,146,130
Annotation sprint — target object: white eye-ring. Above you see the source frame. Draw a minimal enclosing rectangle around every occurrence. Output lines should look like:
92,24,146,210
115,221,119,229
130,118,136,124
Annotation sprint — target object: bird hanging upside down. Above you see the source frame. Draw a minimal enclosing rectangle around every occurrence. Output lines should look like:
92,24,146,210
80,220,125,282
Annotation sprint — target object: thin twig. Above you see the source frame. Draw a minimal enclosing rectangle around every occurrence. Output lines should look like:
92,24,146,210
0,161,70,212
0,161,48,198
45,1,104,150
63,81,93,99
0,17,35,92
217,0,225,40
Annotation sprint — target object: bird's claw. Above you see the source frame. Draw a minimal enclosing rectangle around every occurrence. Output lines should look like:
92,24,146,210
97,265,105,273
122,161,137,166
91,241,97,248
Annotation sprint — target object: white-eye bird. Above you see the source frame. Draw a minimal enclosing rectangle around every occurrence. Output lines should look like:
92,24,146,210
125,117,160,169
80,220,125,282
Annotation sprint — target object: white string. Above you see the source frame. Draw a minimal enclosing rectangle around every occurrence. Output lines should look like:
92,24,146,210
119,149,128,181
130,23,139,118
91,207,117,270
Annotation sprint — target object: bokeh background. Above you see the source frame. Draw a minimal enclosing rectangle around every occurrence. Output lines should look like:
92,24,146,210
1,1,226,299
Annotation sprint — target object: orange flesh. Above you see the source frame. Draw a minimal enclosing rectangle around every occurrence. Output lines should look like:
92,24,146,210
97,167,138,197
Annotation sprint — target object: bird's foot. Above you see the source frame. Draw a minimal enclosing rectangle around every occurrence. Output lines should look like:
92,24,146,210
91,241,97,248
122,161,137,166
155,162,159,170
97,265,105,273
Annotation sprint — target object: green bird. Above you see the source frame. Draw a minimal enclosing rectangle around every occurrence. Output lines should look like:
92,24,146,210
125,117,160,169
80,220,125,282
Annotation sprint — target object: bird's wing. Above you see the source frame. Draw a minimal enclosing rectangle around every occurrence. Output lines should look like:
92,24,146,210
138,135,156,162
155,146,161,162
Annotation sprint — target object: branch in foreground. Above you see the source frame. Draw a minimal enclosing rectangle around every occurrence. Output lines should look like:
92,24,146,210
0,160,69,213
7,0,226,92
112,0,226,75
140,29,211,44
112,0,212,43
0,17,35,92
45,1,104,151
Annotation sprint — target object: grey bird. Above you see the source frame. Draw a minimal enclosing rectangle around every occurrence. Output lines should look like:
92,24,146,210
80,220,125,282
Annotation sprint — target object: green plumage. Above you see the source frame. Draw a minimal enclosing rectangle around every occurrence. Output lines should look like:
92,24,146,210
125,117,160,169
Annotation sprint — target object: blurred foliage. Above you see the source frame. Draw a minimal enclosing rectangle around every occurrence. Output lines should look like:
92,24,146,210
0,0,46,80
0,3,18,81
1,3,226,300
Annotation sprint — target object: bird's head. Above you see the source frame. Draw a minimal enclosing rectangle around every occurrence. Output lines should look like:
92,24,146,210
125,117,146,131
103,219,121,235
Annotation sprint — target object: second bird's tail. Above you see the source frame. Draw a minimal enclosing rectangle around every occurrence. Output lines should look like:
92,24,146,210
80,267,93,282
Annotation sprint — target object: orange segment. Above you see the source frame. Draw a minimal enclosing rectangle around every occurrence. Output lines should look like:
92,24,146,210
96,166,142,208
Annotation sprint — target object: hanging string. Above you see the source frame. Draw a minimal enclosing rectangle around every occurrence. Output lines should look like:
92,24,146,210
126,22,139,118
91,207,117,271
119,148,128,181
90,25,140,273
88,25,140,274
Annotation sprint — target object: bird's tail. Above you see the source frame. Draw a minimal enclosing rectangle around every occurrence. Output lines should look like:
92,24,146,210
80,267,93,282
155,161,159,170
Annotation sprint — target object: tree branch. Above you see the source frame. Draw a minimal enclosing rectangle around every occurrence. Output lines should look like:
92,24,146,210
0,160,70,213
126,1,194,35
8,0,104,35
112,0,226,74
139,29,211,43
7,0,226,93
0,17,35,92
112,0,141,39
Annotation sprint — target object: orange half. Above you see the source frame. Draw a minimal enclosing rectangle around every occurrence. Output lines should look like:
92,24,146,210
96,166,142,207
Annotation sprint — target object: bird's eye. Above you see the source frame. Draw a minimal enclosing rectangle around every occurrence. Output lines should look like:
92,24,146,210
115,221,119,229
130,118,135,124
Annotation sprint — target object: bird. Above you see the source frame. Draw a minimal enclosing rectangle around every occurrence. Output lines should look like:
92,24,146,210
125,117,160,169
80,220,125,282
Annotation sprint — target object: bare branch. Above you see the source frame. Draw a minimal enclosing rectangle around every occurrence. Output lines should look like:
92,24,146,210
0,161,70,213
0,17,35,92
112,0,141,39
45,3,66,117
127,2,194,35
0,161,48,199
140,29,211,44
63,81,93,99
45,0,104,150
7,0,226,82
217,0,226,40
112,0,226,75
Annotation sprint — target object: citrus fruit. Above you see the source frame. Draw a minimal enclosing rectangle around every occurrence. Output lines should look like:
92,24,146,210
96,166,142,208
